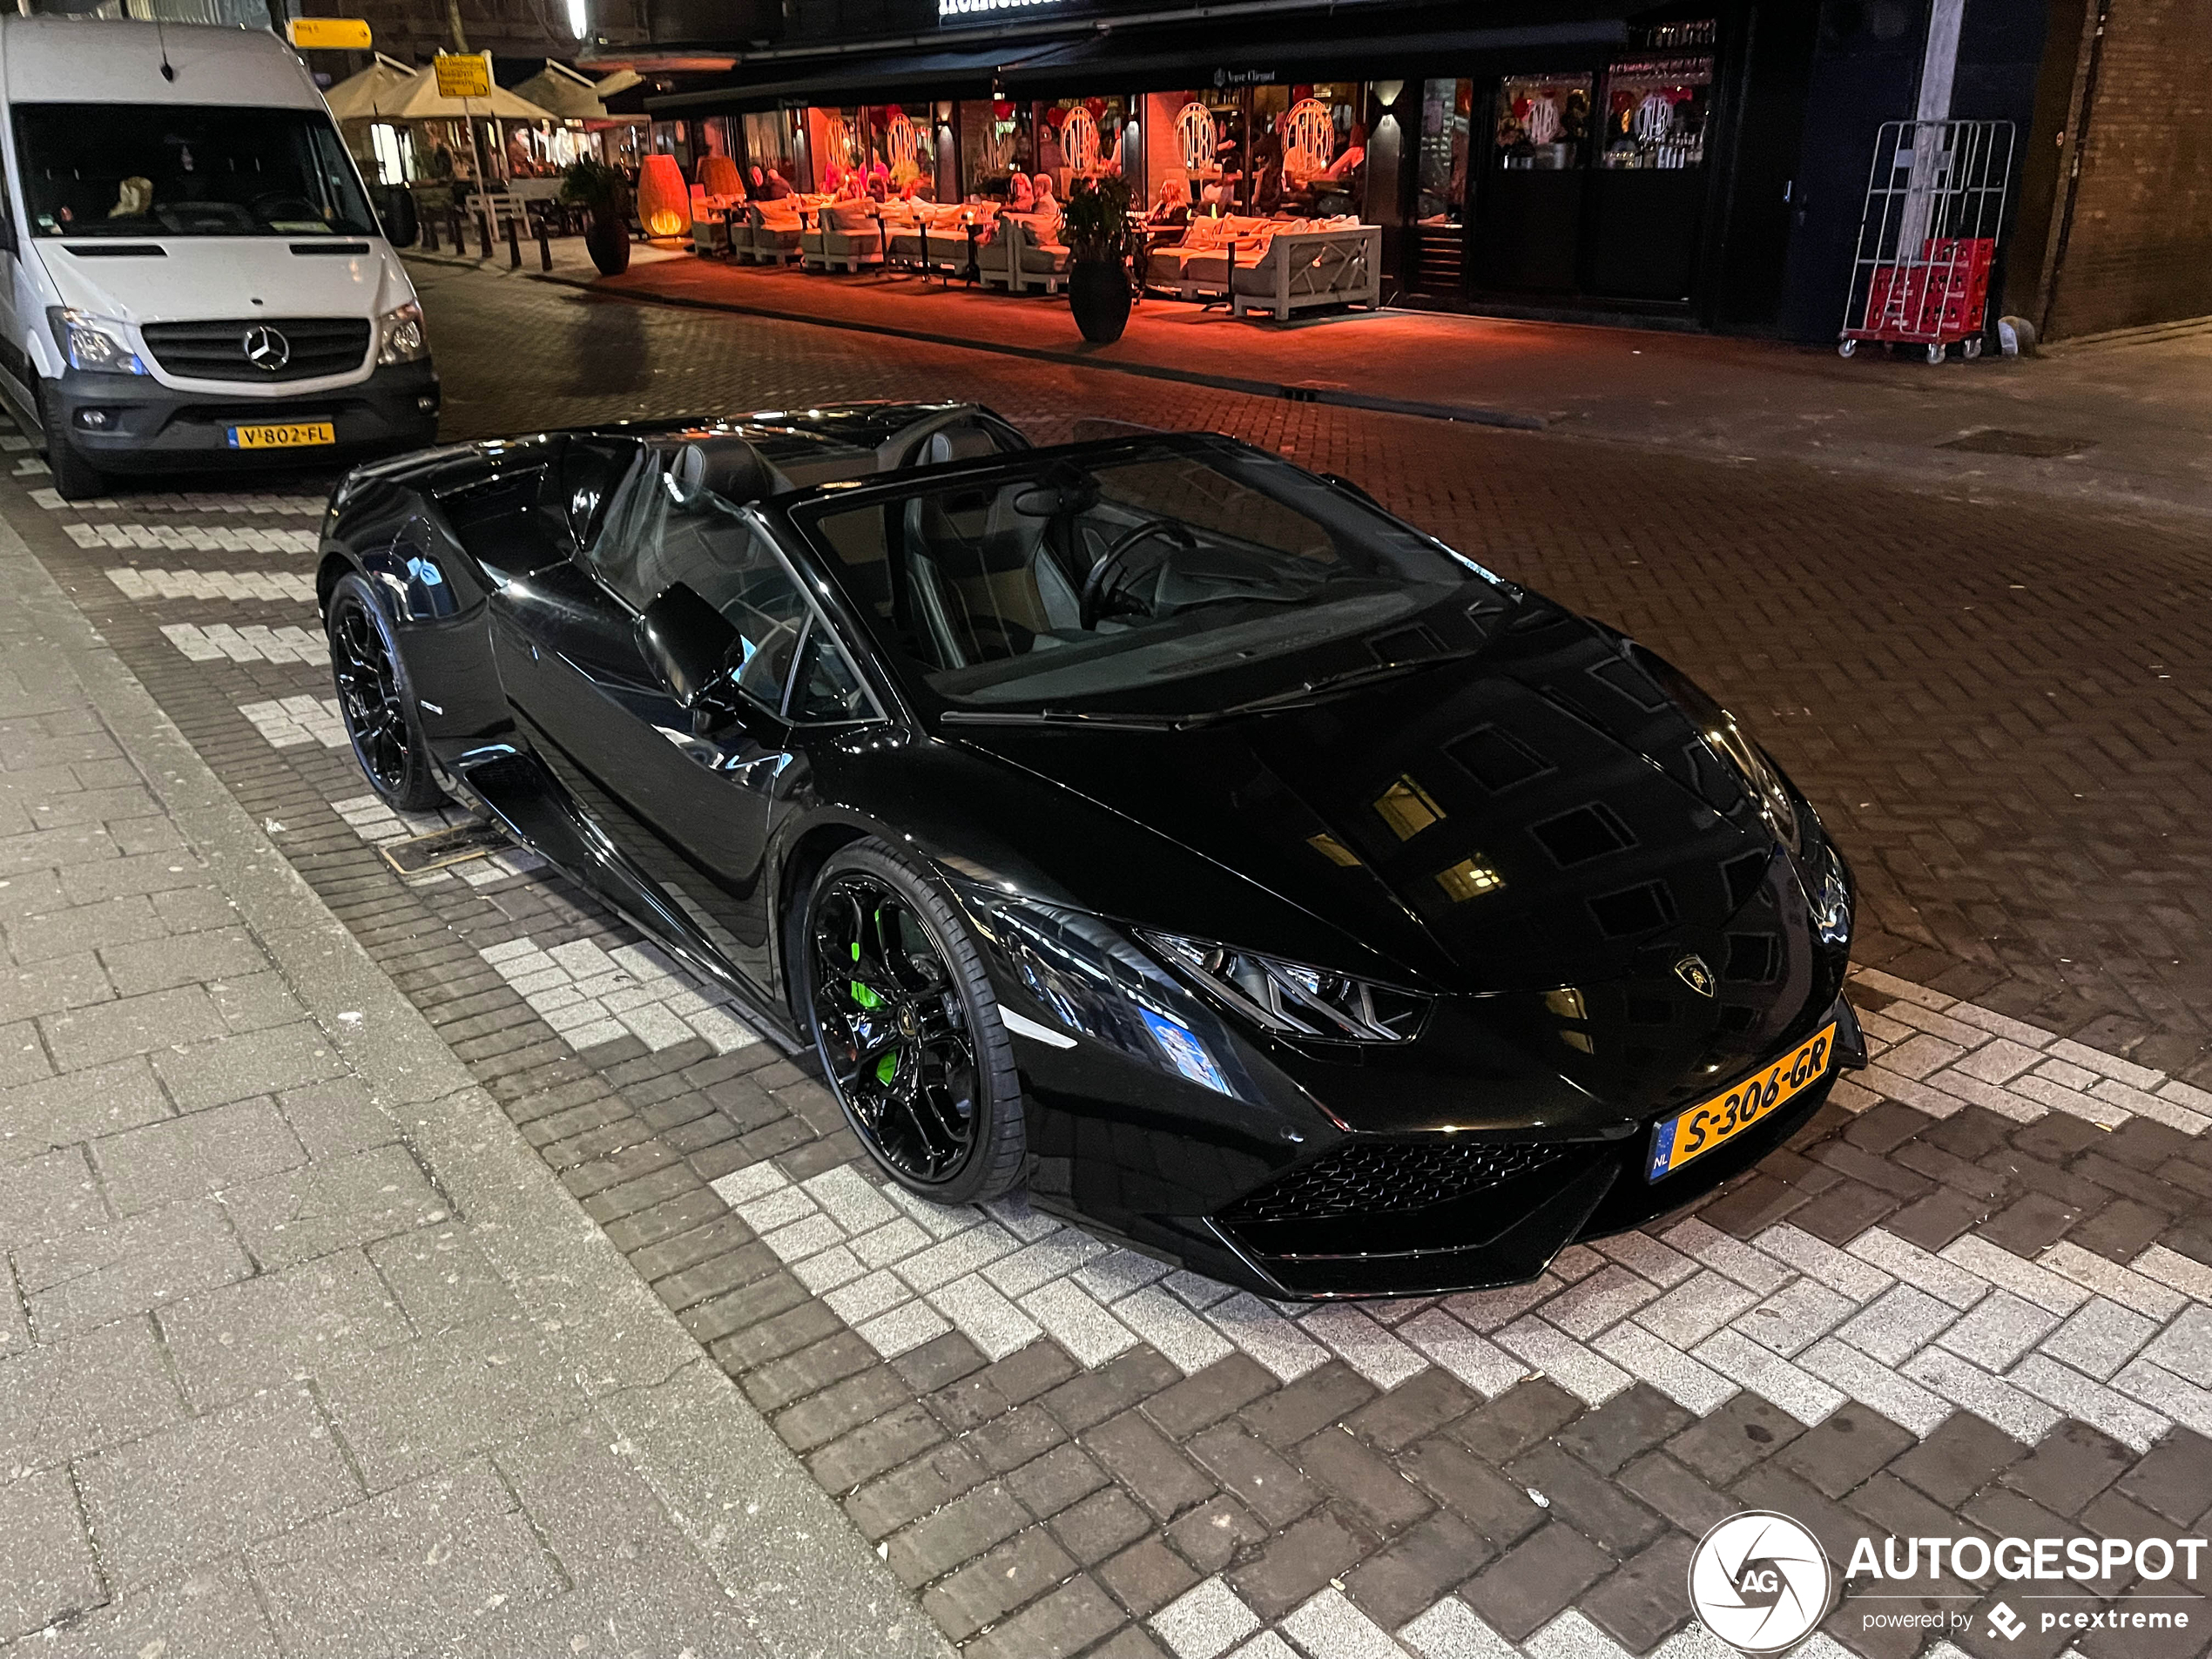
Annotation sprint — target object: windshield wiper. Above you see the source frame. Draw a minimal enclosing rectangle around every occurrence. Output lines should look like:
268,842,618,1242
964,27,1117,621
937,651,1483,734
939,708,1187,731
1188,651,1485,725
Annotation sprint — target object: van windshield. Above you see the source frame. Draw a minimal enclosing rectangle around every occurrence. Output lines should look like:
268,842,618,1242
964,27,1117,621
13,104,376,239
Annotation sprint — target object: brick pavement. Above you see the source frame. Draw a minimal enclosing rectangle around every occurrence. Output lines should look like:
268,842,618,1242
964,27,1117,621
0,478,946,1655
2,264,2210,1659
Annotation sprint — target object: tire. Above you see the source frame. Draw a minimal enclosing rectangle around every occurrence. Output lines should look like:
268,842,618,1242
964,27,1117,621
324,570,447,812
803,840,1025,1206
1837,339,1857,359
1926,342,1946,365
37,381,106,502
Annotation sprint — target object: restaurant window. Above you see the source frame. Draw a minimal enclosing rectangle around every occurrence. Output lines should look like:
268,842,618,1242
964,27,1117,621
958,98,1029,200
1035,97,1129,198
1597,50,1713,170
1493,74,1591,171
740,111,794,189
1249,82,1365,217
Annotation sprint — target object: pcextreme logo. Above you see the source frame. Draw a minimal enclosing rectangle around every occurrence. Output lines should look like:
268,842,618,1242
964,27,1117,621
1689,1512,1836,1654
1689,1511,2209,1654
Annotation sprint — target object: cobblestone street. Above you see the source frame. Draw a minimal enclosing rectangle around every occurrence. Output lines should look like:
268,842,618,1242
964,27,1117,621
1,260,2209,1659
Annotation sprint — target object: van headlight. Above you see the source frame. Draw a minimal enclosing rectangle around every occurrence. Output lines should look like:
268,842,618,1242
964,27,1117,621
376,302,428,366
47,308,146,375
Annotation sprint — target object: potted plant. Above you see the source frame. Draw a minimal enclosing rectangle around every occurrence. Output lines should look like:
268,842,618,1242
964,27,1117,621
1062,175,1138,344
562,157,632,277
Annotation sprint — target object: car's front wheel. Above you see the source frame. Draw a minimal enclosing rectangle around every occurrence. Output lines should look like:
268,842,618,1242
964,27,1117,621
325,570,447,812
38,381,106,502
804,840,1026,1206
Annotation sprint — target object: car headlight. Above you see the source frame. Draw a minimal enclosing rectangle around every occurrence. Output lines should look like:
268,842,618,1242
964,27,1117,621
1140,931,1428,1044
1809,839,1851,949
47,308,146,375
377,302,428,366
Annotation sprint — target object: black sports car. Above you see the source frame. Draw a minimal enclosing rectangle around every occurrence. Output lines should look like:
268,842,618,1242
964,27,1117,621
317,401,1864,1299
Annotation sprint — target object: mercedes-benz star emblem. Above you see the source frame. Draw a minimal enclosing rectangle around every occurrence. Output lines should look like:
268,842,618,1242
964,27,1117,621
1675,954,1716,997
1688,1511,1833,1653
242,325,290,372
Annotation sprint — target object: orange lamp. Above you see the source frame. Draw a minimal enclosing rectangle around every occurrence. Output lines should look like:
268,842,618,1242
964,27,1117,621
636,153,689,238
698,153,743,200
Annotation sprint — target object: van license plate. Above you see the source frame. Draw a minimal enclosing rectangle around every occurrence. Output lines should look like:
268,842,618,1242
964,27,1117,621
227,421,334,450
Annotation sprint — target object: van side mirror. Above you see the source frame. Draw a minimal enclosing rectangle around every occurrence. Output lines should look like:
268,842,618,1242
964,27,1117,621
374,185,419,248
637,583,739,710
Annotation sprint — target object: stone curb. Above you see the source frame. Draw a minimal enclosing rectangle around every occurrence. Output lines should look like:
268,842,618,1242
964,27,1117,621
0,505,954,1659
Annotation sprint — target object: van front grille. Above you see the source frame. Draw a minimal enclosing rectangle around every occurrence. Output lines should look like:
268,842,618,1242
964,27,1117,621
140,317,370,382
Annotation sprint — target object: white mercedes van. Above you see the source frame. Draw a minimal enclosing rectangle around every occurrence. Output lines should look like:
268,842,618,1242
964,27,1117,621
0,17,437,499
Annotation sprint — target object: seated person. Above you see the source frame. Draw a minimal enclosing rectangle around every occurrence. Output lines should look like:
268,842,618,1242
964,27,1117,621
900,176,937,203
1317,123,1367,185
1005,173,1035,212
1145,177,1190,229
1029,173,1061,228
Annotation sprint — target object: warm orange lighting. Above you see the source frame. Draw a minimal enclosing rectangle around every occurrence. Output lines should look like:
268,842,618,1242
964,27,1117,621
637,153,689,239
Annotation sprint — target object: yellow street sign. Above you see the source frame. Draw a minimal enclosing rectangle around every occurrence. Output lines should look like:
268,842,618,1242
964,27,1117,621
288,17,373,48
433,51,492,99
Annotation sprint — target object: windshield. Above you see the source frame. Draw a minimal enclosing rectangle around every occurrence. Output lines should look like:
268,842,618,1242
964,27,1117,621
796,442,1504,711
14,104,376,239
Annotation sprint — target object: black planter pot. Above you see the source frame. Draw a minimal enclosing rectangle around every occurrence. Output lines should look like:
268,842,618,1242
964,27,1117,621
584,210,632,277
1069,259,1131,344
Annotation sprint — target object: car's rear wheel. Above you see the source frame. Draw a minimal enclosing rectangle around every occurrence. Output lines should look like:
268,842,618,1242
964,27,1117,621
325,570,446,812
804,841,1025,1206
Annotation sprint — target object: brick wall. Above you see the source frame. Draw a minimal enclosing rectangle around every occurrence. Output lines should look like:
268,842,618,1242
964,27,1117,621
2042,0,2212,337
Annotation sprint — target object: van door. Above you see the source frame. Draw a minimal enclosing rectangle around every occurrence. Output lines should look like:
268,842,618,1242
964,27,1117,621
0,125,36,422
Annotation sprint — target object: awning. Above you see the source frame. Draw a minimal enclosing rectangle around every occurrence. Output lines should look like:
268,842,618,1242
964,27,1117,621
646,0,1633,118
649,44,1046,114
993,13,1630,91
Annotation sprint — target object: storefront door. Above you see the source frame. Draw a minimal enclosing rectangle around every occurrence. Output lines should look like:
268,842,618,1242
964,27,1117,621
1471,72,1591,294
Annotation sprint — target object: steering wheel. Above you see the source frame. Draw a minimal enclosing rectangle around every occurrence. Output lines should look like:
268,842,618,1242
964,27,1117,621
1081,518,1197,630
251,193,325,223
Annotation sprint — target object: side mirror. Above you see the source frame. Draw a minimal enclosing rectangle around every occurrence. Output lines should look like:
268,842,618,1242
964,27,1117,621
637,583,739,710
376,186,420,248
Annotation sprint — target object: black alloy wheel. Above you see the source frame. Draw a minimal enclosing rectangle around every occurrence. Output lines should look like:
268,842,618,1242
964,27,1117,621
325,570,447,811
806,842,1025,1205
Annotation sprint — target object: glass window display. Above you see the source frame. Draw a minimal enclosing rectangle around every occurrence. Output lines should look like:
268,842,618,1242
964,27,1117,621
1599,52,1714,169
1493,74,1591,172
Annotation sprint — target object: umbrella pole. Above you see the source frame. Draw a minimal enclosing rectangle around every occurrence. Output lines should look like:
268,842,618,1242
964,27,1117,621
466,96,494,256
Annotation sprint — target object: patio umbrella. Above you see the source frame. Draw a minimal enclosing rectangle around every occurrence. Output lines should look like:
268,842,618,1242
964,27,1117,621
513,60,608,120
368,64,557,123
325,53,417,122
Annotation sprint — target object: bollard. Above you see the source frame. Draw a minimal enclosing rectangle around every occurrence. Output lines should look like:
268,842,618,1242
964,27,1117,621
420,213,436,253
505,214,521,270
536,219,552,272
477,207,493,260
447,207,464,253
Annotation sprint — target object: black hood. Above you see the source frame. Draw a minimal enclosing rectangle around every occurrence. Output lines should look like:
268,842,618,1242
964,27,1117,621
945,604,1844,1117
947,604,1779,995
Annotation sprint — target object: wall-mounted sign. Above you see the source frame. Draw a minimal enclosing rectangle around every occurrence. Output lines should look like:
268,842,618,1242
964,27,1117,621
1212,67,1279,87
939,0,1056,14
434,51,493,99
288,16,373,48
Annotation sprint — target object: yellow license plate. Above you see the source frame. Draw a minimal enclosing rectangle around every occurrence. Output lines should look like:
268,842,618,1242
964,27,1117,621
1648,1022,1838,1180
227,421,334,450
